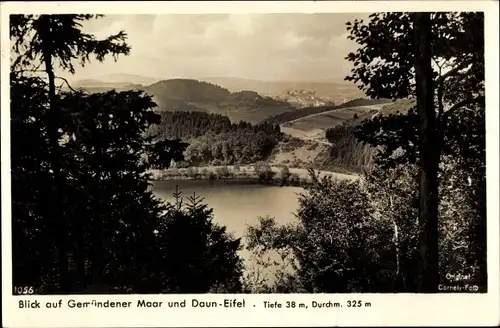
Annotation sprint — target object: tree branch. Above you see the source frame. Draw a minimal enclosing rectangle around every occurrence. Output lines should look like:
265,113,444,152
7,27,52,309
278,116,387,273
436,60,471,84
11,60,44,76
442,95,485,119
437,65,444,117
55,76,79,93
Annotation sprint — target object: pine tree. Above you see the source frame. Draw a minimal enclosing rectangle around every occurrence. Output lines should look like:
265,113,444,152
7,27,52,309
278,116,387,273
11,14,243,294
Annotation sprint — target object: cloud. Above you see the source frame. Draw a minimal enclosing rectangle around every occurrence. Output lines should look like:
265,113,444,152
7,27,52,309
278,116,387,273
66,13,368,82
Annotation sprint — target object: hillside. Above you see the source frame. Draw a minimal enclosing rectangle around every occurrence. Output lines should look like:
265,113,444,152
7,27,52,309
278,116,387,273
74,75,365,103
270,98,396,171
70,77,402,173
144,79,296,124
264,98,392,125
280,104,380,141
200,77,365,103
73,78,296,124
144,79,231,103
294,99,414,173
76,73,158,85
379,98,415,115
273,90,335,109
73,83,144,94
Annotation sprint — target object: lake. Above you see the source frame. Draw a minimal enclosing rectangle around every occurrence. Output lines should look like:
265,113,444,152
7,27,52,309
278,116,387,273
152,179,303,238
151,179,304,276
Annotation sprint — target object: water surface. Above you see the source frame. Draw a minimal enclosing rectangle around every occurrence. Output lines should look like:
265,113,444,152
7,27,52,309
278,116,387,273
152,179,305,284
152,180,303,238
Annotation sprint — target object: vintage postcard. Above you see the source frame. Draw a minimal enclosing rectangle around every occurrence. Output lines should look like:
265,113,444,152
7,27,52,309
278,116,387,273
1,1,499,327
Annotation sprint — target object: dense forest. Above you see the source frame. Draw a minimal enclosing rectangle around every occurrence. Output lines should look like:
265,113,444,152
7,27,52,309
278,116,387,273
146,111,282,166
244,12,487,293
148,111,281,140
316,123,376,173
10,12,487,295
263,97,390,125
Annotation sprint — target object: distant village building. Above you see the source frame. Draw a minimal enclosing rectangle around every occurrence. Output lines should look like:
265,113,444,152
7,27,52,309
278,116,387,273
275,89,331,108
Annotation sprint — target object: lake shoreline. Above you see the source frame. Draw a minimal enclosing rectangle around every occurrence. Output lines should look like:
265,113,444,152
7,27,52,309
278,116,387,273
147,164,358,187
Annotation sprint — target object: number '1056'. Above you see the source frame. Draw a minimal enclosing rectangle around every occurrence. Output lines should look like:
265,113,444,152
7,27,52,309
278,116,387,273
13,286,34,295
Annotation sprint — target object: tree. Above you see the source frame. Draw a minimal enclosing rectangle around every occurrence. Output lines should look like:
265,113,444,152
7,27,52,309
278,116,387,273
157,191,243,293
345,12,485,292
244,173,394,293
254,162,275,182
57,90,182,292
413,12,439,292
278,165,291,185
11,73,58,290
11,14,130,291
363,163,420,292
10,14,244,294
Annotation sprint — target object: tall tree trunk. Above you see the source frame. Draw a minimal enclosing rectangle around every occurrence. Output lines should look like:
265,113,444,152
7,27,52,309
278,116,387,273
41,29,71,292
413,13,440,293
389,195,403,291
89,129,105,290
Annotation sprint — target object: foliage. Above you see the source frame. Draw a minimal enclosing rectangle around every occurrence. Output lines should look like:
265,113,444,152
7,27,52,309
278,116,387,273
148,111,281,166
363,164,420,291
280,136,306,152
149,111,281,140
244,157,486,293
245,12,487,292
11,13,134,293
366,158,486,291
345,12,484,101
346,12,485,164
243,216,304,293
242,12,486,294
156,191,244,293
245,174,397,292
254,162,276,182
323,123,376,172
277,165,291,185
11,12,487,295
11,14,244,294
215,166,232,178
10,14,130,74
11,74,58,290
345,12,485,291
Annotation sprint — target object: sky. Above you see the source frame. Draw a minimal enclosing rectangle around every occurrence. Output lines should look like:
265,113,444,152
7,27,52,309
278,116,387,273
63,13,369,83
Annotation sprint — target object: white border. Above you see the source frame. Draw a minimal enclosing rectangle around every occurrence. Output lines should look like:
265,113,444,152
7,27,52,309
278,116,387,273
1,1,499,327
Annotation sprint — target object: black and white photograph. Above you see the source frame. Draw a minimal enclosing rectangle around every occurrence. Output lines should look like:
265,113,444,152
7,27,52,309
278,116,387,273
3,0,496,305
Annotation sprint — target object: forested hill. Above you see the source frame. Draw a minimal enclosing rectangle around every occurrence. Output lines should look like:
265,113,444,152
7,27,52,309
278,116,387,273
145,79,231,103
74,78,297,124
144,79,296,124
147,111,282,166
264,98,392,125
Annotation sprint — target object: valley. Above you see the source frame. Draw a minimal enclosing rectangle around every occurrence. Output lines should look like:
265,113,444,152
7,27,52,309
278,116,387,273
277,103,390,144
72,75,412,180
11,11,486,299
